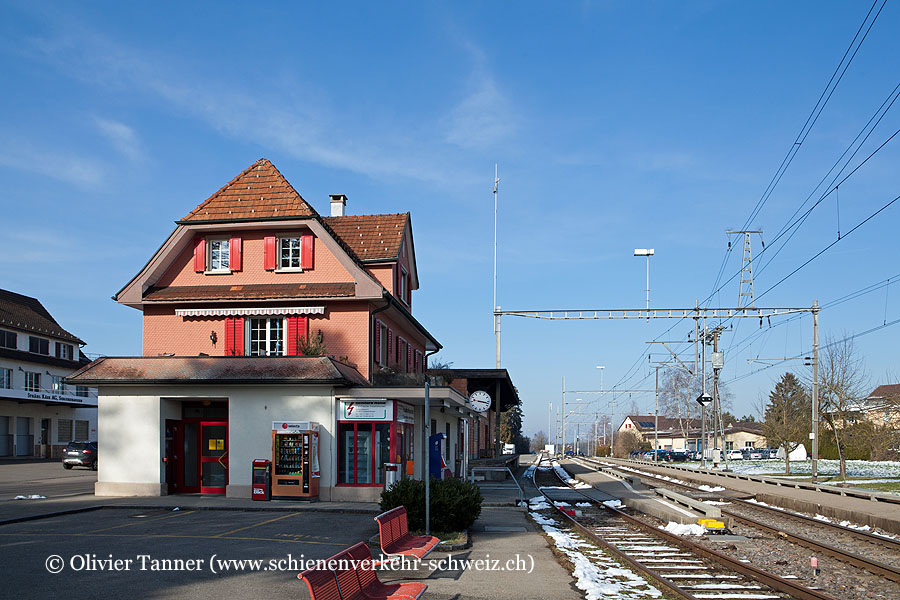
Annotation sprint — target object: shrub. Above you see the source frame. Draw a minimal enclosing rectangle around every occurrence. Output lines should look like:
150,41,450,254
380,477,482,532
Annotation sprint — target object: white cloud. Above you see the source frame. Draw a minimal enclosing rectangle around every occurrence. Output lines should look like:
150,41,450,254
0,140,105,188
94,117,143,161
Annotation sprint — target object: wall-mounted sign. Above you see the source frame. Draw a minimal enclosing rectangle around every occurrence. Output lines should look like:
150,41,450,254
397,402,415,424
468,390,492,413
341,400,392,421
273,421,319,433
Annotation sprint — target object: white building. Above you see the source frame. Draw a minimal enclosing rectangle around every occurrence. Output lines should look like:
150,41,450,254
0,289,97,458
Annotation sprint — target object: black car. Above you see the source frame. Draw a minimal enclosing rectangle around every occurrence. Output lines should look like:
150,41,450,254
62,441,98,470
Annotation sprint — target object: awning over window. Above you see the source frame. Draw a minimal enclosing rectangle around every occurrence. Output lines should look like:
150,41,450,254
175,306,325,318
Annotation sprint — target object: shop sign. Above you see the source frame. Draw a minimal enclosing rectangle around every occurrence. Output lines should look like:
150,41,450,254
397,402,415,424
272,421,319,433
341,399,392,421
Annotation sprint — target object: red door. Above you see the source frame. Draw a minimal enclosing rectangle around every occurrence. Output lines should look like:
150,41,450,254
200,421,228,494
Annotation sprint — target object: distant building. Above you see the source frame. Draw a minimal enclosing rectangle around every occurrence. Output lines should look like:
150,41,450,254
617,414,766,451
833,384,900,429
0,289,97,458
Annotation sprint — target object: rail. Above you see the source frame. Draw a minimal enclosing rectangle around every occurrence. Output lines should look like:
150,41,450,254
469,466,524,506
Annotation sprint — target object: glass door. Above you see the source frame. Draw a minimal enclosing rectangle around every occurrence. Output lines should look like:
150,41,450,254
200,421,228,494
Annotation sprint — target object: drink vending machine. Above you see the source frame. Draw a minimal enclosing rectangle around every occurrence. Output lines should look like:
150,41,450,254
271,421,320,499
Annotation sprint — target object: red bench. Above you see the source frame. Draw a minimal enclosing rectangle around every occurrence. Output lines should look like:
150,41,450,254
298,542,427,600
373,506,440,560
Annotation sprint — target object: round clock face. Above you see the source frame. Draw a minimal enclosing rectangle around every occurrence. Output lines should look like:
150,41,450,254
468,390,492,412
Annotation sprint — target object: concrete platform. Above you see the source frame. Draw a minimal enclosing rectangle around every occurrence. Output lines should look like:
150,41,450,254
561,460,712,525
604,458,900,535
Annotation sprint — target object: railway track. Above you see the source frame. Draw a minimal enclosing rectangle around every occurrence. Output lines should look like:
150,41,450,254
529,456,839,600
574,456,900,584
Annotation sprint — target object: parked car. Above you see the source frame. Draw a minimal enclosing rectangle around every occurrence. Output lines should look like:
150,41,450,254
726,450,744,460
767,448,779,459
747,449,764,460
62,441,98,470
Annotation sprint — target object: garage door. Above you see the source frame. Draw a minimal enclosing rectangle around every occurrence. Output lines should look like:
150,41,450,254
0,416,9,456
16,417,32,456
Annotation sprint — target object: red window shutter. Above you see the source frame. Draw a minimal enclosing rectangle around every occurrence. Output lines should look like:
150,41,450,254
387,329,393,364
301,234,314,269
264,235,276,270
407,344,412,373
224,317,245,356
193,237,205,272
286,316,298,356
374,320,382,364
230,236,242,271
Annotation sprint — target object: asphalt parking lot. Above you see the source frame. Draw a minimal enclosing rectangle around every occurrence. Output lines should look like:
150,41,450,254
1,507,376,599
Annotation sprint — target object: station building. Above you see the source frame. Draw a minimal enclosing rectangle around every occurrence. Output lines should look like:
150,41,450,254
69,158,518,501
0,289,98,458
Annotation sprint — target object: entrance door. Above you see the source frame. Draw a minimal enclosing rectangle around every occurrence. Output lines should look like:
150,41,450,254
15,417,31,456
200,421,228,494
164,420,182,495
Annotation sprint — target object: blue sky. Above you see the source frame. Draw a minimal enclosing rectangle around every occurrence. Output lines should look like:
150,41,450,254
2,1,898,437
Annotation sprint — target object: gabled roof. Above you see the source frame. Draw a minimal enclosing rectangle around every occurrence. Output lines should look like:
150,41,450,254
623,415,702,432
323,214,409,261
868,384,900,400
0,288,84,345
179,158,318,223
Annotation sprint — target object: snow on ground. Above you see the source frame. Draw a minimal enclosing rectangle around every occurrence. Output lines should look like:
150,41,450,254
13,494,45,500
703,500,731,506
697,485,725,492
576,502,592,507
719,459,900,479
528,508,662,599
602,499,623,509
745,498,897,539
662,521,707,536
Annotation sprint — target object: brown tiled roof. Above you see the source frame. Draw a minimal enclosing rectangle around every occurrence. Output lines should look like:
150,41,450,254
143,283,355,302
67,356,369,386
625,415,702,431
179,158,318,223
0,288,84,344
323,213,408,261
869,384,900,399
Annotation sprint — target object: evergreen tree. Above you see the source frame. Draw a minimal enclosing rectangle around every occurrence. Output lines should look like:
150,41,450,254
762,372,811,474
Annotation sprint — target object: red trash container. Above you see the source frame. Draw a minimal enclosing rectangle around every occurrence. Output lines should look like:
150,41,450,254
252,459,271,501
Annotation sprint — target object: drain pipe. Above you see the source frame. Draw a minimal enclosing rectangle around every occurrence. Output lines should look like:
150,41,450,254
423,348,440,535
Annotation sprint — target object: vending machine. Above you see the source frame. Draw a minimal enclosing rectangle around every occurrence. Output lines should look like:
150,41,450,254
271,421,320,500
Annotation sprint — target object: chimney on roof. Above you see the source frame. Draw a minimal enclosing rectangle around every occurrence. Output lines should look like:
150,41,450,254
330,194,347,217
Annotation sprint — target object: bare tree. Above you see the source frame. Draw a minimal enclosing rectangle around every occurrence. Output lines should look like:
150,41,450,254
813,335,870,480
530,430,548,452
614,429,647,458
762,372,810,474
658,368,701,440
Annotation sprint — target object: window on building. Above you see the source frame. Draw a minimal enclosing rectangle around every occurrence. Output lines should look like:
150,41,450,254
75,420,89,440
278,236,302,270
207,238,230,272
58,419,73,443
339,422,391,485
399,267,409,305
29,336,49,355
55,342,74,360
1,368,11,389
745,441,753,448
398,338,408,372
51,375,65,393
248,317,284,356
0,329,16,349
378,322,388,366
25,371,41,392
76,386,89,398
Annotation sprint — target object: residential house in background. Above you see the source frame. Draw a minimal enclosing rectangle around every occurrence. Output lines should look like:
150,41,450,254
0,289,97,458
618,414,766,452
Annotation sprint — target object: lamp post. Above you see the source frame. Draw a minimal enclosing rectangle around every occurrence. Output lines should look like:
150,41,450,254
634,248,654,317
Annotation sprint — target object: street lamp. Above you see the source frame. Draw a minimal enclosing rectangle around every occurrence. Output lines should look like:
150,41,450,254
634,248,654,316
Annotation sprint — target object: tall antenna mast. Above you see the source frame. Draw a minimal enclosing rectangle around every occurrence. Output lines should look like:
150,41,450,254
494,164,501,368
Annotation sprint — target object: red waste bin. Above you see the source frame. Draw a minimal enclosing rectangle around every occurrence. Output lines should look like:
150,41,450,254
252,459,271,501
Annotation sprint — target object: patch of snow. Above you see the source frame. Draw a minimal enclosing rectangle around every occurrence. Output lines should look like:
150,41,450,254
703,501,731,506
576,502,592,507
698,485,725,492
662,521,707,536
602,499,623,509
554,501,571,507
13,494,46,500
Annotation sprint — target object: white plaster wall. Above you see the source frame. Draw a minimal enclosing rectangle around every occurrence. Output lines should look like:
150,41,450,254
95,390,161,495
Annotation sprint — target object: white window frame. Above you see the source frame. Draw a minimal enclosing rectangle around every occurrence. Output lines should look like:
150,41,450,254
1,367,11,389
29,336,50,355
56,343,73,360
247,317,285,356
0,329,16,349
25,371,41,392
206,237,231,273
276,235,303,272
400,267,409,305
51,375,66,394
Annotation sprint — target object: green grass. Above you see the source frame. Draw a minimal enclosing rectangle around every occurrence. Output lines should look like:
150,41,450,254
411,530,466,545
